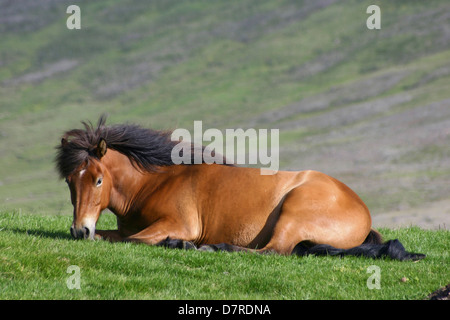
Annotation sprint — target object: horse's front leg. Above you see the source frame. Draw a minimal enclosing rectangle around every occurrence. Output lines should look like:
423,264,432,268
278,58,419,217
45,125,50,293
197,243,256,253
94,230,124,242
123,219,197,248
94,230,196,250
156,237,197,250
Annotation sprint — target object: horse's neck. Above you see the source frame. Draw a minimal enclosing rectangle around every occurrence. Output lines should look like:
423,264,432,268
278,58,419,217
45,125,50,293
102,149,156,216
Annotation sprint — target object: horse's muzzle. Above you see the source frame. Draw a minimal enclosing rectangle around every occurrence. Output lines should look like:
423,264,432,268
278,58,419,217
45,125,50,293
70,226,92,240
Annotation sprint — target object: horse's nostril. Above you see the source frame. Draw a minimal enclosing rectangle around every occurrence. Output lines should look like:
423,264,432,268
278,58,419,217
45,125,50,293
83,227,90,238
70,226,91,239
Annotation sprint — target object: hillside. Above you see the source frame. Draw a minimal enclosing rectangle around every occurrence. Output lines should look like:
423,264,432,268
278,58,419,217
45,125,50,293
0,0,449,228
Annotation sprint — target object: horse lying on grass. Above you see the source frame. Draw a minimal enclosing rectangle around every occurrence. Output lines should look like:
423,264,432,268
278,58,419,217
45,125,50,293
55,116,425,261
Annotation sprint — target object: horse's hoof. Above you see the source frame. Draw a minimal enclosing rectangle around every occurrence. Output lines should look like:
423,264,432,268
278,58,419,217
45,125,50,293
183,241,197,250
198,245,216,252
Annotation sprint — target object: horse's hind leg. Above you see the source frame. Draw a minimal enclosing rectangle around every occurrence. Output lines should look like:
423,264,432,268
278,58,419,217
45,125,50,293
256,179,372,255
255,213,308,255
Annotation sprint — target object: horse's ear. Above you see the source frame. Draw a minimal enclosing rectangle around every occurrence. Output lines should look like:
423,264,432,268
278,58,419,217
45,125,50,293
61,138,68,147
96,138,107,159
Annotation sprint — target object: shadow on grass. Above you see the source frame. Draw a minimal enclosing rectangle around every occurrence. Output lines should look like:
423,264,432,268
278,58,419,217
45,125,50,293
5,227,72,240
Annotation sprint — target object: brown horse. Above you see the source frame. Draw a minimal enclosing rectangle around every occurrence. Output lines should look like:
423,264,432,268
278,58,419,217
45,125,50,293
55,116,424,261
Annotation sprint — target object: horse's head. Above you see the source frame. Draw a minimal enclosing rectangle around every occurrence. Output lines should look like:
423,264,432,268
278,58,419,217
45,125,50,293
64,138,112,240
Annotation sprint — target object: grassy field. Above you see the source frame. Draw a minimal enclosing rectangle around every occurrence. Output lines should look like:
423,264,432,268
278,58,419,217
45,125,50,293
0,211,448,300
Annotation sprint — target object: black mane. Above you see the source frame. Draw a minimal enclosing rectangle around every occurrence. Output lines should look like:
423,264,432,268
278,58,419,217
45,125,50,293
55,115,221,178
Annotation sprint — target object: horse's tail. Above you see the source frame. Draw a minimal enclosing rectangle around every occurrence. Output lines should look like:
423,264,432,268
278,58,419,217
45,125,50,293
292,229,425,261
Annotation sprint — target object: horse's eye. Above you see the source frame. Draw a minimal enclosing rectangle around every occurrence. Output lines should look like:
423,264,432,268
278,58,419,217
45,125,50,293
96,177,103,187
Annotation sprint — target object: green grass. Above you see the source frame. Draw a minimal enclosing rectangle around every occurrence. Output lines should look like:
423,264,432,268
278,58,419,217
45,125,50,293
0,211,448,300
